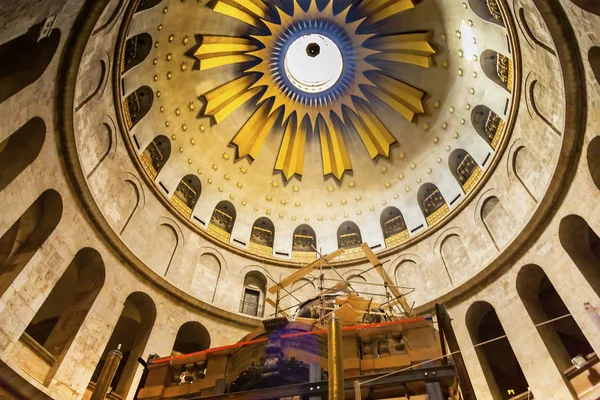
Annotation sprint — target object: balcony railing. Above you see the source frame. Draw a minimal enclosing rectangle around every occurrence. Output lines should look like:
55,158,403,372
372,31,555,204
239,300,264,317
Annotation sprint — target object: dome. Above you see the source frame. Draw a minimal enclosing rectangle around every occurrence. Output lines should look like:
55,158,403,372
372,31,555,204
0,0,600,398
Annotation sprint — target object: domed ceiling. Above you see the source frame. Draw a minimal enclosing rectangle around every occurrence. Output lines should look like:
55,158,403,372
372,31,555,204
118,0,516,262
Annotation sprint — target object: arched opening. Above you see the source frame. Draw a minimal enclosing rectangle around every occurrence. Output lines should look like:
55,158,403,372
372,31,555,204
471,105,505,150
124,86,153,130
559,215,600,297
517,264,594,391
588,136,600,190
337,221,362,250
466,301,530,399
249,217,275,257
347,273,370,298
0,117,46,192
90,292,156,397
449,149,482,193
0,190,62,297
418,183,449,227
394,260,421,306
135,0,163,13
240,271,267,317
123,33,152,74
18,248,105,381
468,0,505,26
208,201,236,241
172,322,211,356
171,174,201,218
570,0,600,16
140,135,171,180
292,224,317,261
0,24,60,104
190,253,221,303
380,207,408,247
590,47,600,85
481,50,513,92
481,196,512,249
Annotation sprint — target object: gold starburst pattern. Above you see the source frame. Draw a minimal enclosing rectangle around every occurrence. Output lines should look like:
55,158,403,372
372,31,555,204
195,0,435,181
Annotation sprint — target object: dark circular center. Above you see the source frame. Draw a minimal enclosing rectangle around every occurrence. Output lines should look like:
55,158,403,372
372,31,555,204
306,42,320,57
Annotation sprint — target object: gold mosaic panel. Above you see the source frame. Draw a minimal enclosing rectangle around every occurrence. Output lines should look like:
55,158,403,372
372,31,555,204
491,118,505,150
338,246,364,261
140,152,157,180
123,100,133,129
208,223,231,242
507,58,514,92
292,251,318,262
249,242,273,257
384,229,410,248
171,194,192,218
462,166,483,194
426,203,450,227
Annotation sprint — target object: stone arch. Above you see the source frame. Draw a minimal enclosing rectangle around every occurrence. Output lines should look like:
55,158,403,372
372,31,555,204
289,278,316,309
587,136,600,191
515,4,555,54
172,174,202,218
135,0,163,13
241,271,267,317
569,0,600,16
0,189,62,297
172,321,210,356
208,201,236,240
380,207,408,247
0,117,46,192
337,221,362,249
292,224,317,252
75,53,109,112
590,47,600,86
21,248,105,382
466,301,530,399
516,264,593,383
471,105,505,150
468,0,504,26
527,78,561,135
123,33,152,74
0,24,60,104
393,259,422,307
85,115,118,179
190,253,221,303
249,217,275,257
156,220,182,277
439,234,472,286
141,135,171,180
92,0,125,36
512,145,543,202
559,215,600,297
124,86,153,129
418,183,449,227
481,50,513,92
481,196,511,250
90,292,156,398
120,176,142,235
346,272,370,298
449,149,482,193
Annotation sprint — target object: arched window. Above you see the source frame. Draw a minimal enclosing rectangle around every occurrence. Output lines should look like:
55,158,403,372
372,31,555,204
172,322,210,356
208,201,236,241
0,24,60,104
292,224,317,261
249,217,275,257
380,207,408,247
171,174,201,218
471,105,505,149
124,86,153,130
417,183,449,227
587,136,600,191
559,215,600,297
90,292,156,398
140,135,171,180
466,301,530,399
517,264,593,385
337,221,362,250
481,50,513,92
240,271,267,317
449,149,482,193
570,0,600,16
135,0,163,13
19,248,104,381
123,33,152,73
0,190,62,297
0,117,45,192
468,0,505,26
590,47,600,87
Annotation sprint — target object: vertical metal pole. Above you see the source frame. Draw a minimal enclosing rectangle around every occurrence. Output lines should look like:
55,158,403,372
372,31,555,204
309,363,322,400
91,345,123,400
327,316,344,400
354,380,361,400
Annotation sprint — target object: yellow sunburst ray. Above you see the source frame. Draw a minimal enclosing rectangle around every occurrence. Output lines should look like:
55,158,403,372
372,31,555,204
232,100,280,160
203,74,261,123
318,114,352,180
275,113,307,180
211,0,268,28
346,100,396,159
363,72,425,122
194,36,259,70
366,0,421,24
369,32,435,68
